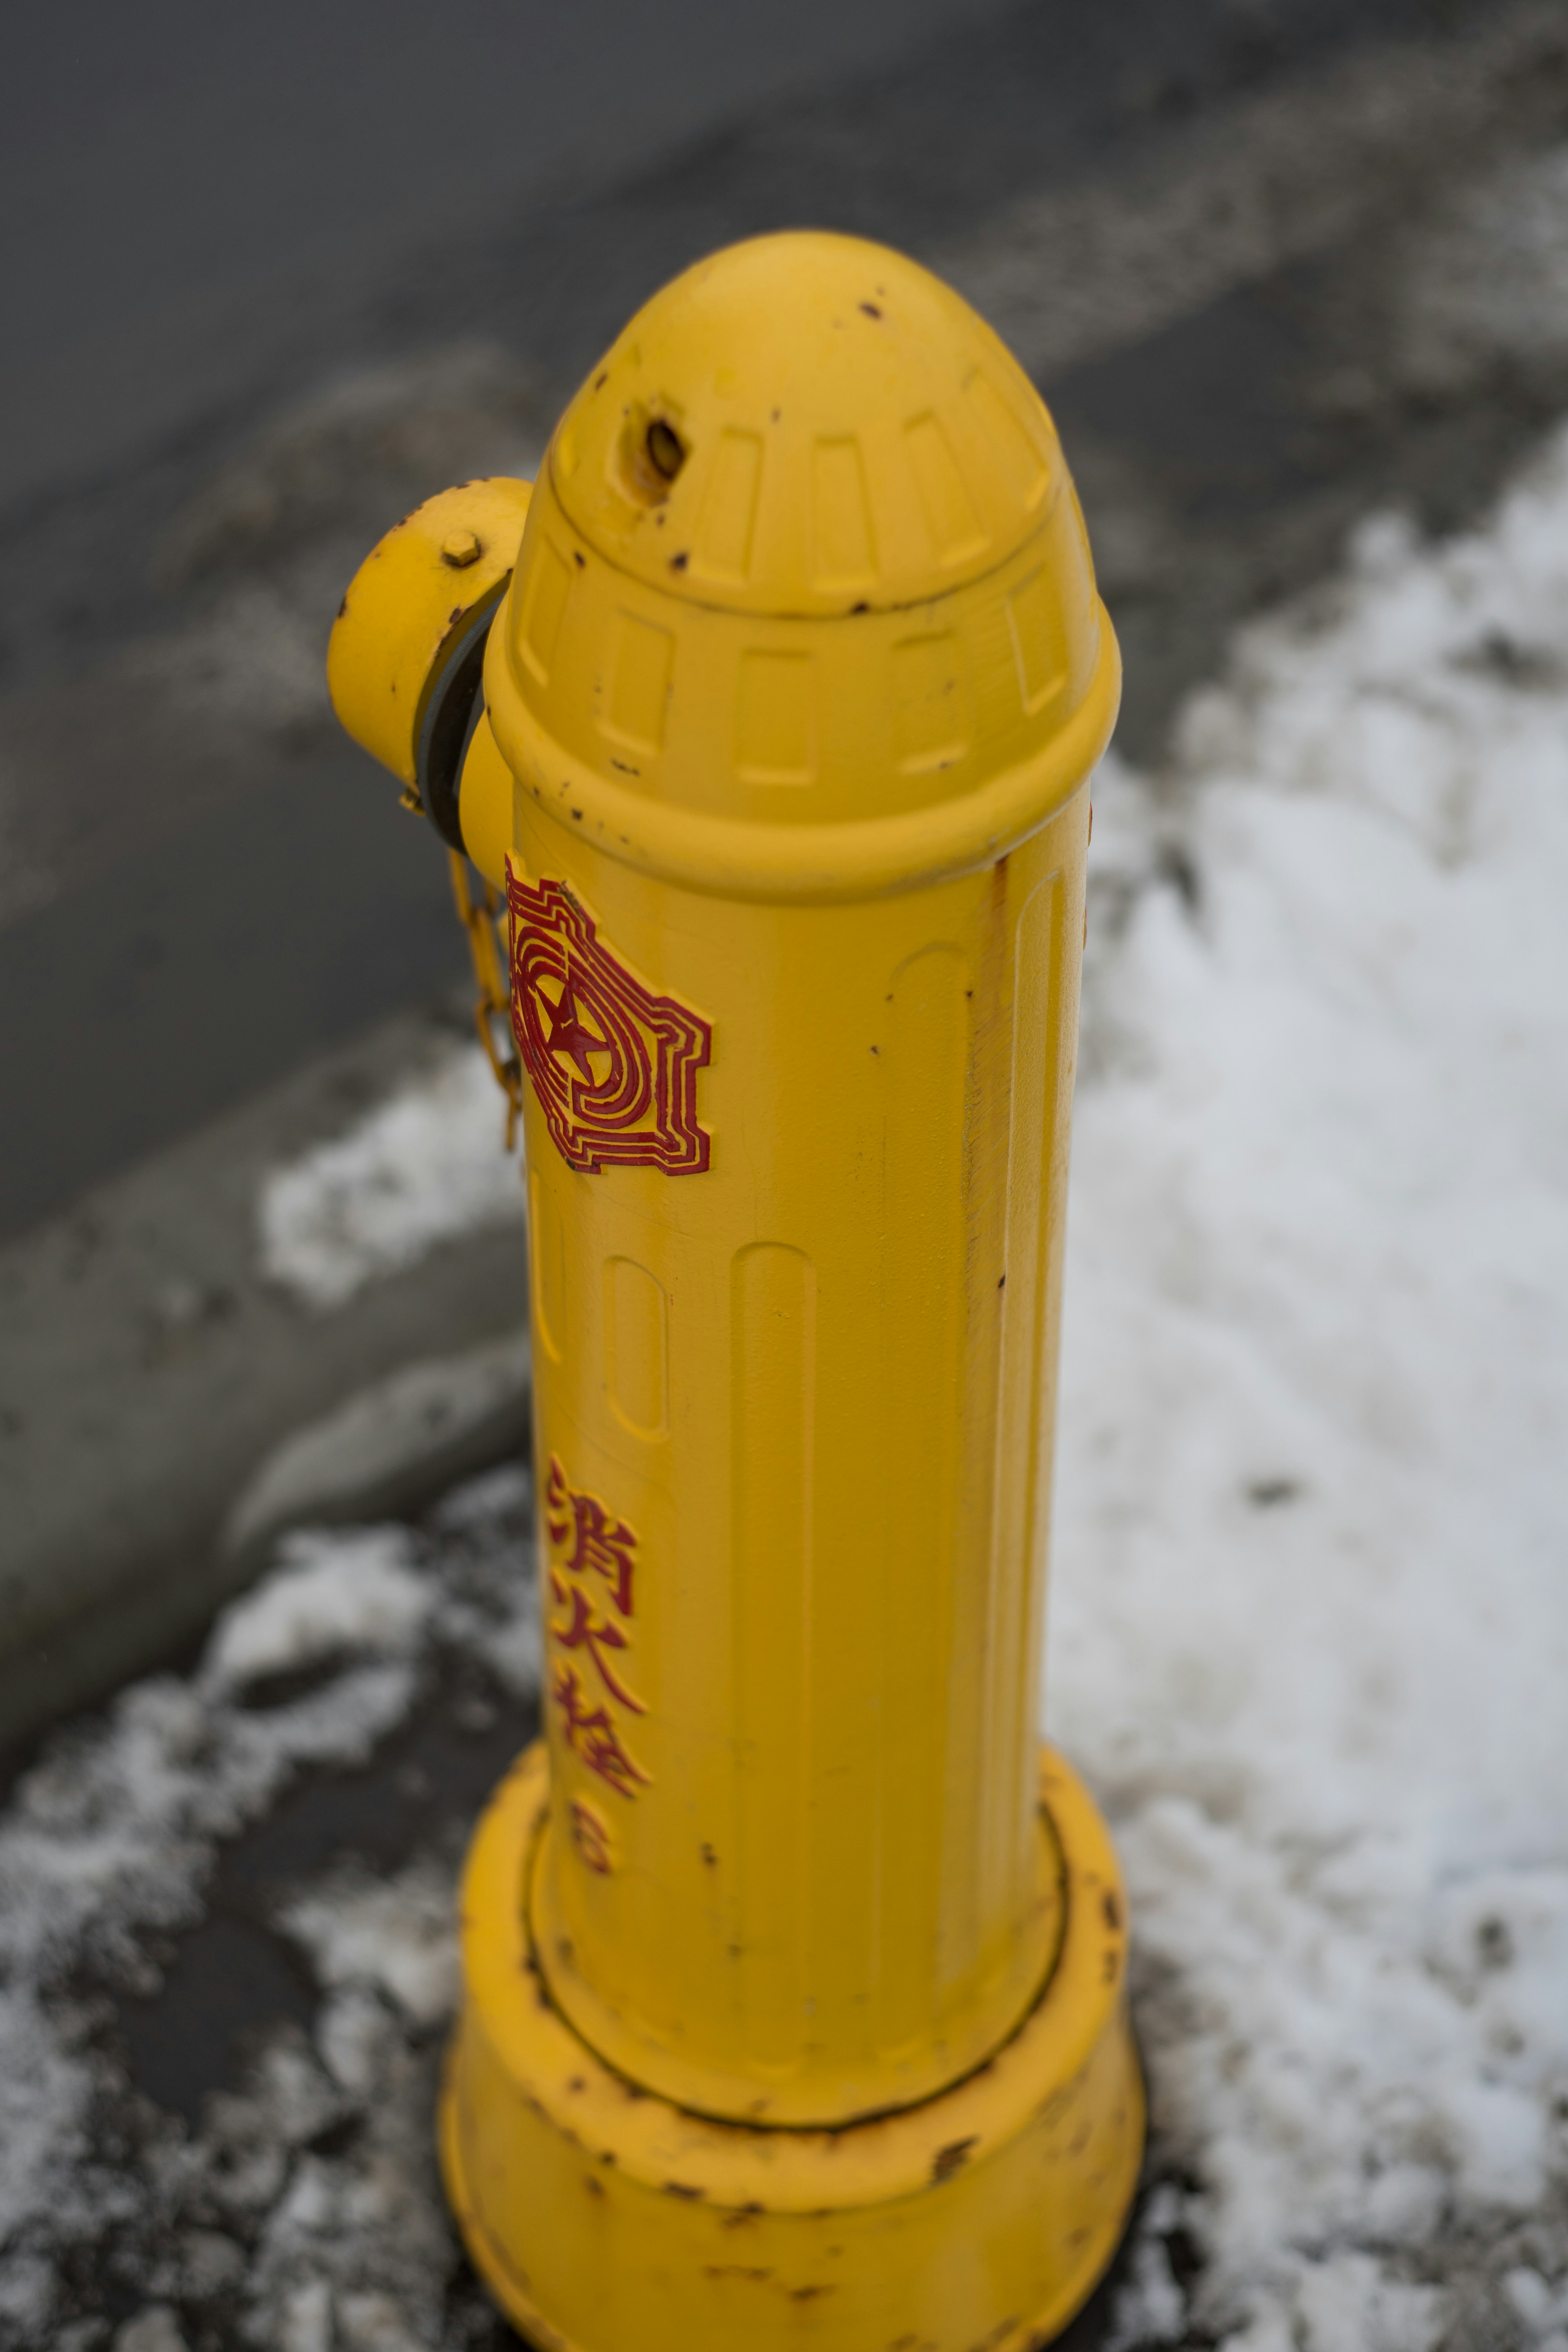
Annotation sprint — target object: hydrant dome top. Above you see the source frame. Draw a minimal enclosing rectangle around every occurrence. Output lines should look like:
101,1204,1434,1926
485,230,1116,893
547,231,1065,618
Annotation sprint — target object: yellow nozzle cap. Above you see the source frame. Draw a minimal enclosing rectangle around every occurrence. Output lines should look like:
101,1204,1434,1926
327,477,533,786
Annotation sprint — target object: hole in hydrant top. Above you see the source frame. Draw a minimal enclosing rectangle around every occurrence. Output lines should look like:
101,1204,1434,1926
621,409,688,505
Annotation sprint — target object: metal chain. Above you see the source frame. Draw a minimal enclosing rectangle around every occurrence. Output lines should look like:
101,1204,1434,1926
447,849,524,1151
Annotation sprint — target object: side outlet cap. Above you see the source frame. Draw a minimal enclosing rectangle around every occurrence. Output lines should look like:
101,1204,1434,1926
327,477,534,791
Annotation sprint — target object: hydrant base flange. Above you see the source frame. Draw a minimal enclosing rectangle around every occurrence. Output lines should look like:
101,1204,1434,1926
441,1742,1143,2352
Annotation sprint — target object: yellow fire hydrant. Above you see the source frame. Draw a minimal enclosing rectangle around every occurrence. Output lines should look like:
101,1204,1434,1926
328,232,1142,2351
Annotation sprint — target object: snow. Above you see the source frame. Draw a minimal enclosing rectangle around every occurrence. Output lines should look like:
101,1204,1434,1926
281,1861,460,2031
2,427,1567,2346
0,1468,538,2350
1055,430,1568,2346
257,1044,524,1311
205,1532,432,1689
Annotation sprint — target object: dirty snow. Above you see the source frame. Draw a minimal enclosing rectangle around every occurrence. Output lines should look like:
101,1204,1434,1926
2,430,1568,2346
1054,430,1568,2348
206,1532,434,1690
281,1860,461,2033
258,1045,524,1311
0,1470,538,2351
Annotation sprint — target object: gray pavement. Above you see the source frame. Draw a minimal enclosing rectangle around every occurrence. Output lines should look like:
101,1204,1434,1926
1,0,1030,521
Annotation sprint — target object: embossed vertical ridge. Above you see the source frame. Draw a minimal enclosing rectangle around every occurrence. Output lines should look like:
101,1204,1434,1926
995,872,1067,1901
528,1170,566,1365
731,1241,816,2071
875,944,970,2046
963,862,1021,1984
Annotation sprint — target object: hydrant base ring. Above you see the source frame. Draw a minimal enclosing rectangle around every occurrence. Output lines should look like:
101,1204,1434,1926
441,1741,1144,2352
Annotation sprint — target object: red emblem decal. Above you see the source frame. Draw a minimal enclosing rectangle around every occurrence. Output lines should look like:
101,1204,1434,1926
507,862,711,1175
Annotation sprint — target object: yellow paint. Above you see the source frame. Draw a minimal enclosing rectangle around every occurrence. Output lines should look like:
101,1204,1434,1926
330,229,1141,2348
327,477,532,787
444,1742,1144,2352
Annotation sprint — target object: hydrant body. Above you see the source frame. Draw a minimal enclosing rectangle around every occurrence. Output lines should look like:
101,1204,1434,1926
330,233,1141,2350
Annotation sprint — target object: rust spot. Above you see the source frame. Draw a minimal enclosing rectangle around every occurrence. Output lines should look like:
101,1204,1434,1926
664,2180,704,2201
931,2136,978,2183
595,371,609,389
700,1843,718,1867
851,601,870,614
720,2203,764,2230
571,808,584,819
704,2265,773,2282
449,606,463,623
860,301,883,319
1102,1890,1122,1933
967,2321,1021,2352
1102,1948,1120,1984
608,763,640,778
573,549,586,568
336,595,349,619
790,2285,835,2303
584,2174,605,2198
997,1274,1006,1290
670,550,689,571
568,2077,587,2094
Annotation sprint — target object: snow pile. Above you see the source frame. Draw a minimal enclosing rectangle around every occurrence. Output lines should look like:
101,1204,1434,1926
258,1045,524,1311
282,1858,461,2032
206,1532,433,1690
1054,435,1568,2347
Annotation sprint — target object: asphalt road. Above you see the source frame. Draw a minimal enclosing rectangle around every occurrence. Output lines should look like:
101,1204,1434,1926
2,0,1034,519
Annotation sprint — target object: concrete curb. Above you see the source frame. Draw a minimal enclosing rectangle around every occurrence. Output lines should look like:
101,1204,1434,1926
0,1004,530,1757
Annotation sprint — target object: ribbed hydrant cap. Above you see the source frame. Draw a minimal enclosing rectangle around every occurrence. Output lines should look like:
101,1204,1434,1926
486,232,1116,898
549,231,1060,617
